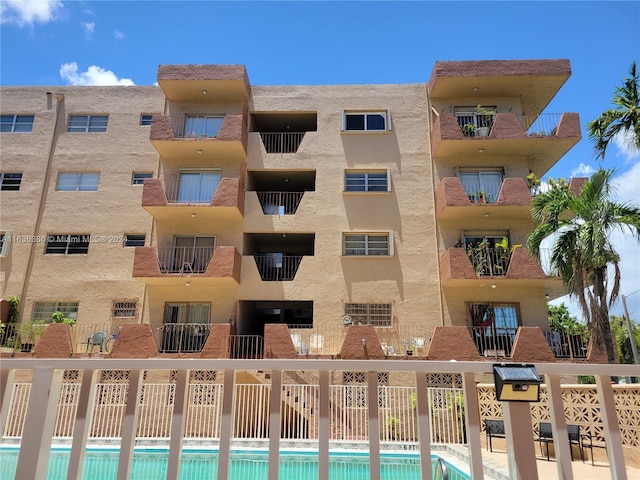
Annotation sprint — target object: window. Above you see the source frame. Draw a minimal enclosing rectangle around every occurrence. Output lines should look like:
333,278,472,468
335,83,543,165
0,231,11,256
345,170,390,192
56,173,99,191
67,115,108,132
459,168,503,204
45,234,90,254
1,114,34,133
342,111,389,132
175,171,220,203
345,303,392,326
124,234,145,247
163,302,210,324
112,300,137,318
184,116,224,138
343,233,393,256
32,301,79,322
0,173,22,190
132,172,153,185
140,114,153,126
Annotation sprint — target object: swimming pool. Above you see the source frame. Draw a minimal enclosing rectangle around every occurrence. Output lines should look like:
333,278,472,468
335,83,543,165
0,448,470,480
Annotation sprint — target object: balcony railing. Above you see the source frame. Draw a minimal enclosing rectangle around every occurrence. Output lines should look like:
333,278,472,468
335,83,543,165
259,132,305,153
169,115,225,139
542,328,589,359
254,254,303,281
157,323,212,353
455,112,494,137
467,246,510,277
459,176,503,204
157,246,216,274
519,113,563,136
229,335,264,359
3,357,636,480
471,326,518,357
162,179,220,204
256,191,305,215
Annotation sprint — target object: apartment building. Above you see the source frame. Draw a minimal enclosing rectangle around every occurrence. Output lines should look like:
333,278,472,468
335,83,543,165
0,60,582,359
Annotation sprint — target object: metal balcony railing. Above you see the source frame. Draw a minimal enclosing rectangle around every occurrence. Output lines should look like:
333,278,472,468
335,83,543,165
169,115,225,139
459,176,503,204
259,132,305,153
467,246,510,277
157,323,212,353
157,246,216,274
162,179,220,204
542,328,589,359
228,335,264,359
256,191,305,215
455,112,494,137
470,326,518,358
254,254,303,281
518,113,563,136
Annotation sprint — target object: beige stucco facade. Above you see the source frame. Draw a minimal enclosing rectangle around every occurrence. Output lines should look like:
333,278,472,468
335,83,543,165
0,60,582,358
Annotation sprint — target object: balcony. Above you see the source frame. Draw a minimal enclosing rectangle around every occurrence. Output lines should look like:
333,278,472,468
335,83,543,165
157,64,250,102
439,246,564,293
253,254,303,281
250,112,317,154
430,112,581,172
428,60,572,112
259,132,306,153
150,114,247,158
141,178,244,220
132,245,241,285
435,177,531,220
256,191,305,215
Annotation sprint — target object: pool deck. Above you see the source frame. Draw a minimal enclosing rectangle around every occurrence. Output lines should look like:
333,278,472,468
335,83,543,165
446,445,640,480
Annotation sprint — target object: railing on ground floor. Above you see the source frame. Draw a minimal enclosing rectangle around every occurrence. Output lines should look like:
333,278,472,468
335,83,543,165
1,358,636,480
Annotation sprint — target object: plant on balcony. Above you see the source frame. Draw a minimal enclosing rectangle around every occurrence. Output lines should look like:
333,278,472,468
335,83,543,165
477,191,485,204
527,172,541,196
18,321,46,352
475,105,496,137
52,311,76,326
467,239,490,277
461,123,476,137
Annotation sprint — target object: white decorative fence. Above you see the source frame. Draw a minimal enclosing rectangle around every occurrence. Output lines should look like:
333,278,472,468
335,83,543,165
1,358,637,480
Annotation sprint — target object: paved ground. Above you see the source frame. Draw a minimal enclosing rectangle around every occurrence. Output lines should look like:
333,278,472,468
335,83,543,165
441,444,640,479
481,448,639,479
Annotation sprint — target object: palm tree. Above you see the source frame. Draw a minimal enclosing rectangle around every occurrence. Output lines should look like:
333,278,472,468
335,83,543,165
587,61,640,160
527,169,640,363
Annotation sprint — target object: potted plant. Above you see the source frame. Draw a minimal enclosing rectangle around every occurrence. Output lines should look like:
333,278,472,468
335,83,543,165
461,123,476,137
18,321,46,352
475,105,496,137
477,191,485,204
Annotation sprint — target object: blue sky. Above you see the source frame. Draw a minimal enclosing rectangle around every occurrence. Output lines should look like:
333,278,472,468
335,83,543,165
2,0,639,321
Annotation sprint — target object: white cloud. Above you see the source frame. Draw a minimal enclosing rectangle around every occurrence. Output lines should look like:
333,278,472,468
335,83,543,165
59,62,135,86
570,163,596,178
0,0,63,26
82,21,94,38
612,129,640,162
114,30,125,39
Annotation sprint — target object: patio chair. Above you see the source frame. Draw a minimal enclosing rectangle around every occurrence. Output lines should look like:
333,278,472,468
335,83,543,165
536,422,584,462
86,331,107,353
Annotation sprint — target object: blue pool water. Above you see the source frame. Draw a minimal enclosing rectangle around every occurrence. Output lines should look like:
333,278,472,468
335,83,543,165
0,448,470,480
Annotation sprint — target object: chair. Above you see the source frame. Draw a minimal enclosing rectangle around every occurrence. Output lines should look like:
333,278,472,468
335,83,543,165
290,334,302,353
483,419,505,452
86,331,107,353
536,422,585,462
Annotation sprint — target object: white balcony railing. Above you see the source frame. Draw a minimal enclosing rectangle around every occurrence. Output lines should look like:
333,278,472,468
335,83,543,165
2,358,636,480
